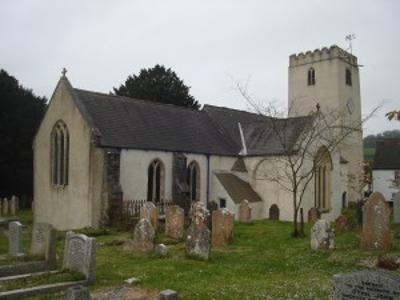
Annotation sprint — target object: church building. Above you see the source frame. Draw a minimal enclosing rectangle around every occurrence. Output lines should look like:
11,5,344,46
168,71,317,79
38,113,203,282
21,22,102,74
33,45,363,230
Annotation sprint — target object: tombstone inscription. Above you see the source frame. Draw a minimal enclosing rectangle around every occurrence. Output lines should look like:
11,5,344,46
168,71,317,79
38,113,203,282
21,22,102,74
63,232,96,283
31,223,57,267
361,192,393,251
140,202,159,230
269,204,280,220
165,205,184,239
238,200,251,223
211,208,234,246
9,221,23,256
332,270,400,300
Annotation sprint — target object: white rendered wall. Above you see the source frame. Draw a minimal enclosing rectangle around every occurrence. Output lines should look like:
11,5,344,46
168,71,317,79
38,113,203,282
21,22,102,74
373,170,399,202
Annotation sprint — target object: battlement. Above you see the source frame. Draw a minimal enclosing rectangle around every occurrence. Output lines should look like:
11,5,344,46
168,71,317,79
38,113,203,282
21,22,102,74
289,45,358,67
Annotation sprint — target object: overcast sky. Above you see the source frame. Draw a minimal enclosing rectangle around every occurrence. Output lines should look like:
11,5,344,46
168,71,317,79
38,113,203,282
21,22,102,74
1,0,399,135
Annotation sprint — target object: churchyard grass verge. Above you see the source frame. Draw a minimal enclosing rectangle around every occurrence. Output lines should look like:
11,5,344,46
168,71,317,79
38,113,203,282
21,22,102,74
1,210,400,299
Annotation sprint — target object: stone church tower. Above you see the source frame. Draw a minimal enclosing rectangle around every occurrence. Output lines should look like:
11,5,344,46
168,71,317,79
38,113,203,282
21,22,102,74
288,45,363,203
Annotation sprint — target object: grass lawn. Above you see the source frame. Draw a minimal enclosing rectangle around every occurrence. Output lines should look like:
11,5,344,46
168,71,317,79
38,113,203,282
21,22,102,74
1,210,400,299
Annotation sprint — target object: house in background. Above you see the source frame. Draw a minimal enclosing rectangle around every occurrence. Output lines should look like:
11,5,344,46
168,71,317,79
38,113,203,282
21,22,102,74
33,45,363,230
372,139,400,202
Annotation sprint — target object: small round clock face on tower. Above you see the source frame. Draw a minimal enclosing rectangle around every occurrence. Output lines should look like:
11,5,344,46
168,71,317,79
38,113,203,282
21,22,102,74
346,97,354,114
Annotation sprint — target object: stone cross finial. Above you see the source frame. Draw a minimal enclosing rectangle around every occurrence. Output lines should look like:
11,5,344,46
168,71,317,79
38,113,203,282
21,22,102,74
316,103,321,111
62,68,67,77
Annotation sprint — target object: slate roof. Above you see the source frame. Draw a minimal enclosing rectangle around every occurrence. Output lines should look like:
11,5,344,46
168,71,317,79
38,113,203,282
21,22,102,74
68,82,313,156
373,139,400,170
241,117,313,156
215,172,262,203
73,89,236,155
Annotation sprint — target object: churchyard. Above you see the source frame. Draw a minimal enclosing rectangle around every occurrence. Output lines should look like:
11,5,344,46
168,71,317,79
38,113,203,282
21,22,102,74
0,194,400,299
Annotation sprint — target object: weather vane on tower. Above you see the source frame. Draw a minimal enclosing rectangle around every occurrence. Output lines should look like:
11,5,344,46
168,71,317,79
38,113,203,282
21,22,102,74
345,34,356,55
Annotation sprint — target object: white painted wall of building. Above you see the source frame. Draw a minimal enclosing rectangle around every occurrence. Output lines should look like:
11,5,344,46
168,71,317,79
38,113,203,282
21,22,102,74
373,170,400,202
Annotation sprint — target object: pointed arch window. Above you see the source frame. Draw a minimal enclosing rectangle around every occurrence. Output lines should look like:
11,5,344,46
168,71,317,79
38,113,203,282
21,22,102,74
147,159,165,202
187,161,200,201
345,68,352,86
314,147,332,211
307,67,316,85
51,120,69,186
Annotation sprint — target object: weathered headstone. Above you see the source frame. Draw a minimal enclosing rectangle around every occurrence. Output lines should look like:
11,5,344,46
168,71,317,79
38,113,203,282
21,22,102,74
211,208,234,246
159,289,178,300
332,270,400,300
30,223,57,267
393,192,400,224
269,204,280,220
238,200,251,223
186,222,210,260
165,205,184,239
140,202,159,230
65,285,91,300
310,219,335,250
361,192,393,251
335,215,351,233
63,232,96,283
308,207,320,223
124,218,155,253
3,198,9,215
9,196,16,215
190,201,210,225
155,243,169,257
9,221,23,256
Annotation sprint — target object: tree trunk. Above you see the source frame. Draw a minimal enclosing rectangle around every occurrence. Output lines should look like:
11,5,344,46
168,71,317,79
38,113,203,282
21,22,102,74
292,189,299,237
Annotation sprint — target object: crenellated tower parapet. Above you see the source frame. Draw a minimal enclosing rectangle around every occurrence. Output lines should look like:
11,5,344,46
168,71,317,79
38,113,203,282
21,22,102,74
289,45,358,68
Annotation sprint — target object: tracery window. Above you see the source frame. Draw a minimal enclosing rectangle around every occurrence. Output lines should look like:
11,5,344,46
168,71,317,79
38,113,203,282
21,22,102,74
187,161,200,201
51,120,69,186
147,159,164,202
314,147,332,211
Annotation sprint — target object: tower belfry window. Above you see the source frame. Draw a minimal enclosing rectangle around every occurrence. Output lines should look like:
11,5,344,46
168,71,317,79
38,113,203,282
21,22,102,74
307,68,316,85
346,68,352,86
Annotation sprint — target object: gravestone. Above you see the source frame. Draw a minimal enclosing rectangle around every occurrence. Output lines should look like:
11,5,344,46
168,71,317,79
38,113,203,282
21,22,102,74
335,215,351,233
332,270,400,300
0,198,2,216
165,205,184,239
160,289,178,300
9,221,23,256
186,222,210,260
140,202,159,230
9,196,16,215
3,198,9,215
308,207,320,223
190,201,210,225
361,192,392,251
124,218,155,252
238,200,251,223
155,243,169,257
211,208,234,246
310,219,335,250
269,204,280,220
65,285,91,300
63,232,96,283
30,223,57,267
393,192,400,224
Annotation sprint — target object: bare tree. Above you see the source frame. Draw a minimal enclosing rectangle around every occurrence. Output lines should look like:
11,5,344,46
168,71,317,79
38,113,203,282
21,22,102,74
235,79,377,237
